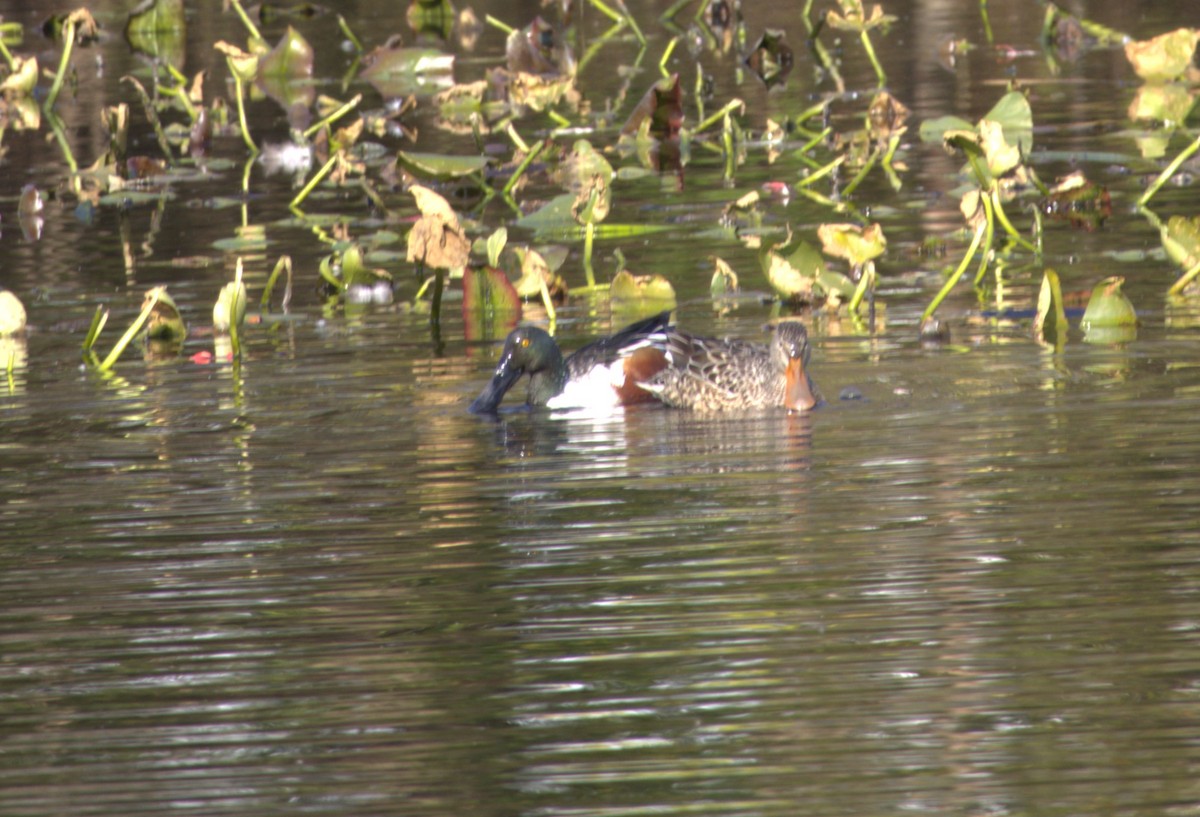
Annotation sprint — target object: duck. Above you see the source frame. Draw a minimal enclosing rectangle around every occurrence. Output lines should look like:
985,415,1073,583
468,311,673,413
636,319,820,413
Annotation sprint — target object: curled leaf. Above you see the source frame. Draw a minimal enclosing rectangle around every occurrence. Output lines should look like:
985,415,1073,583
1081,276,1137,329
1124,28,1200,83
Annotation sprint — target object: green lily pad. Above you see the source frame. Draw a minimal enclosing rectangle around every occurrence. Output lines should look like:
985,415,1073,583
1128,82,1197,125
462,266,520,340
1161,215,1200,269
611,269,676,308
1033,268,1067,344
1125,28,1200,83
1081,276,1137,328
0,290,27,335
982,90,1033,157
396,150,489,180
919,114,973,144
124,0,184,68
144,286,187,342
361,44,454,98
818,222,887,265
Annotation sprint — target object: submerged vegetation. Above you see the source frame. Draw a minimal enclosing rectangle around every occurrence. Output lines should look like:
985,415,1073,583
0,0,1196,387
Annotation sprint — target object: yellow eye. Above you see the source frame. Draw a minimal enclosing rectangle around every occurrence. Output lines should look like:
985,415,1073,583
520,338,530,348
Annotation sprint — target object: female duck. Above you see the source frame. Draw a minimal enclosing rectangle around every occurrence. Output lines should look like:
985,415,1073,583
637,320,820,413
468,312,673,413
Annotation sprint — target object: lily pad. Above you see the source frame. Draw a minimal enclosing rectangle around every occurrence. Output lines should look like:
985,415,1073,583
406,185,470,270
1161,215,1200,269
611,269,676,309
361,42,454,98
462,266,520,340
0,290,27,335
1127,82,1196,125
396,150,489,180
818,222,887,265
124,0,185,67
1124,28,1200,83
1081,276,1137,328
144,286,186,342
1033,268,1067,344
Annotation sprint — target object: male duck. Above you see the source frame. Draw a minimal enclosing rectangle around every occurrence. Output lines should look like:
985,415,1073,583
637,320,820,413
468,311,673,413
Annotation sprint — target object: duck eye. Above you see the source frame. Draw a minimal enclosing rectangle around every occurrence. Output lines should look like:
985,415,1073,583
520,338,530,348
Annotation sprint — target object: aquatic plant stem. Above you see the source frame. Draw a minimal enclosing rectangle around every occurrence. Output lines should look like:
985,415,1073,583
973,193,996,285
658,36,679,78
0,39,14,70
692,99,744,134
290,153,339,210
859,31,886,87
1168,260,1200,296
848,261,875,315
484,14,514,35
795,155,845,189
44,17,76,111
230,70,258,154
302,94,362,140
502,139,545,197
99,291,160,371
583,222,596,289
1138,132,1200,207
923,222,987,322
228,0,263,42
989,189,1036,253
539,277,557,329
336,15,364,53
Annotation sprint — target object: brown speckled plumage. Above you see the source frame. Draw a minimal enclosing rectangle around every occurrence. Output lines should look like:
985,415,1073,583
640,321,820,413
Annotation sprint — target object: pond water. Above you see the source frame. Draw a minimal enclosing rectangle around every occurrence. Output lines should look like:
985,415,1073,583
3,0,1200,815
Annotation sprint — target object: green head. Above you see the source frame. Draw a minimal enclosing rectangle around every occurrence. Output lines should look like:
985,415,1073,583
468,326,567,413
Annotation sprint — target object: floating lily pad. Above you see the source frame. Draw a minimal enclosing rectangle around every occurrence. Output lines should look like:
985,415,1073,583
396,150,489,180
1081,276,1137,329
462,265,520,340
818,222,887,265
144,286,187,342
1124,28,1200,83
124,0,184,67
1161,215,1200,270
1127,82,1196,125
361,42,454,98
0,290,26,335
1033,268,1067,345
611,269,676,309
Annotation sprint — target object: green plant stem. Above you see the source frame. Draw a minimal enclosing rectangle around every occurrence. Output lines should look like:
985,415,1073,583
504,121,529,153
484,14,514,35
122,76,174,164
795,155,845,189
587,0,644,45
44,110,78,176
979,0,993,44
692,98,743,134
44,18,76,110
923,222,987,322
261,255,293,311
576,20,626,74
658,36,679,78
502,139,545,197
583,221,596,288
539,276,557,328
1168,260,1200,296
290,153,339,210
303,94,362,140
848,261,875,314
231,71,258,154
859,31,886,87
430,268,445,325
82,305,108,357
336,15,364,52
989,189,1036,253
228,0,263,42
1138,131,1200,207
659,0,692,21
972,195,996,284
99,292,160,371
841,149,878,198
0,39,14,70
